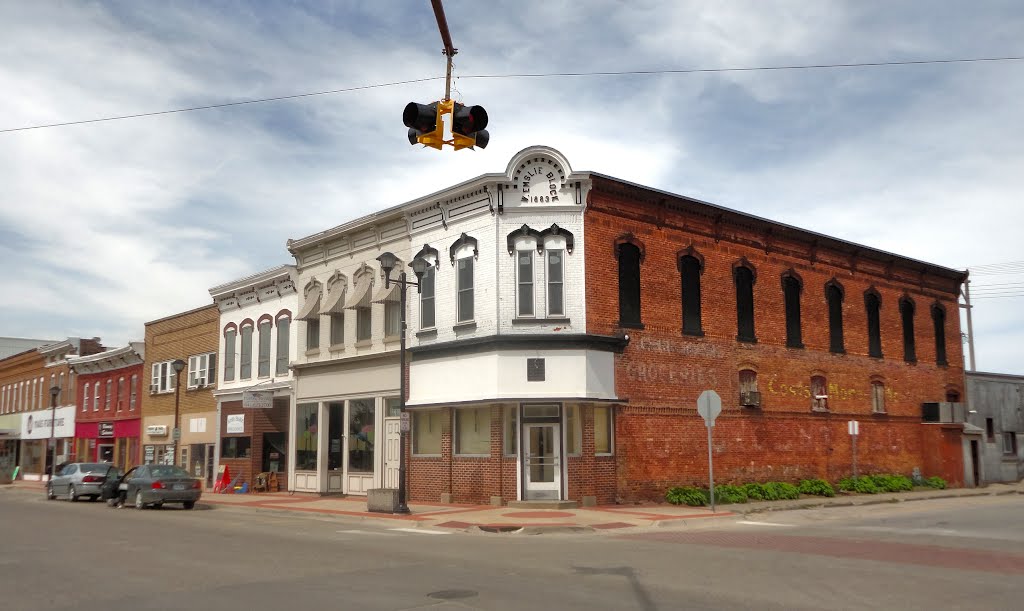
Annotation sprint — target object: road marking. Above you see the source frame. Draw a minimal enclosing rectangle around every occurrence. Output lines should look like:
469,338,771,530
737,520,792,527
389,527,450,535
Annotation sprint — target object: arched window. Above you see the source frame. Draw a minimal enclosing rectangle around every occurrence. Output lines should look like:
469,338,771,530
899,297,916,363
258,316,273,377
932,304,948,365
865,289,883,358
276,312,291,376
223,324,237,382
739,369,760,407
83,383,90,412
734,262,756,342
826,280,845,354
617,242,642,327
679,252,703,336
782,272,803,348
240,320,254,378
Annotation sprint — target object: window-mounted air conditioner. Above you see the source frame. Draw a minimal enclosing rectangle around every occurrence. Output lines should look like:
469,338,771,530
740,391,762,408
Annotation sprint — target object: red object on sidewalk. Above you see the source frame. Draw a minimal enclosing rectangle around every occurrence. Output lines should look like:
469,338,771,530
213,466,231,493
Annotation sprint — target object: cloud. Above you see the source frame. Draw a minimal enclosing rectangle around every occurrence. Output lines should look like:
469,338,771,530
0,0,1021,374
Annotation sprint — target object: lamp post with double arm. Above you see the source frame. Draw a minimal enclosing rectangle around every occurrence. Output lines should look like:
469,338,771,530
49,385,61,479
376,251,430,514
171,359,186,467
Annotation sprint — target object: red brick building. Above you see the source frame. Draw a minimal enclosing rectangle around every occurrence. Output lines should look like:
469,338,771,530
585,175,967,501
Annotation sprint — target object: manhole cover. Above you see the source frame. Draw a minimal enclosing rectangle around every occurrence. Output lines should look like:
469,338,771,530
427,589,478,600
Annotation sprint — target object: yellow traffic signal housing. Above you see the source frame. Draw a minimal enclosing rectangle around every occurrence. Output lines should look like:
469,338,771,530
403,99,489,150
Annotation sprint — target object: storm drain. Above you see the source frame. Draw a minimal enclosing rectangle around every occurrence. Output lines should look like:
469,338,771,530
477,525,524,533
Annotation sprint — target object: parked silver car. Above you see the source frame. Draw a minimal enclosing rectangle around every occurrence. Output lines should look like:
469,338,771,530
47,462,115,502
123,465,202,510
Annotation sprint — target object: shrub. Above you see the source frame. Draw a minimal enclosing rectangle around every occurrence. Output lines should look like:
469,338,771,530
666,486,709,506
742,482,769,501
839,476,879,494
798,478,836,497
714,484,748,504
763,481,800,500
925,476,947,490
870,474,914,492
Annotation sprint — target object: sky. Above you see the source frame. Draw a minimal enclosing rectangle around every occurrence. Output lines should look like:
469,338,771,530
1,1,1021,374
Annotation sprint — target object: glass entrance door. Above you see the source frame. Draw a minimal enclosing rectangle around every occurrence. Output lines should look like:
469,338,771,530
524,423,560,500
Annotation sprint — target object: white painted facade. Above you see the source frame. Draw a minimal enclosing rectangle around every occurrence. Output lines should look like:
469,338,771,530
286,146,622,500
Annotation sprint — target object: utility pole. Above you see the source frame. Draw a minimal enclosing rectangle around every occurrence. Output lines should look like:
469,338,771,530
961,275,976,372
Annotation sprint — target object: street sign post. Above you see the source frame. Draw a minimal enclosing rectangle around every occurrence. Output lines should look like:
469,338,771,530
848,420,859,478
697,390,723,513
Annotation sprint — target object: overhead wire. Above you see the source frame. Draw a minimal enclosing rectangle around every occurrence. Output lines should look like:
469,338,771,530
1,55,1022,134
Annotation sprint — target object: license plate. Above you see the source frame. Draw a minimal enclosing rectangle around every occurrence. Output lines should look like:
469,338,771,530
173,484,185,490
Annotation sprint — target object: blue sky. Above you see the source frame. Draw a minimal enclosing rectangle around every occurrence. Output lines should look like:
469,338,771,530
1,1,1022,373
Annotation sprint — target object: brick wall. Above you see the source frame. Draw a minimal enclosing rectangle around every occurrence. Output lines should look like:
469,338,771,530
220,398,289,490
584,180,967,501
75,364,144,422
142,304,219,419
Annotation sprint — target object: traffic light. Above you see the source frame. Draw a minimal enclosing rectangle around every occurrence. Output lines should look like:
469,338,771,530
403,102,443,149
451,103,489,149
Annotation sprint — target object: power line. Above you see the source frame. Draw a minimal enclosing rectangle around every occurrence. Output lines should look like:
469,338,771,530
2,55,1022,134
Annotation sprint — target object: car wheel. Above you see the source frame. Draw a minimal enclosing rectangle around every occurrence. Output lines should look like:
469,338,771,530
68,484,78,502
183,501,195,510
46,484,55,500
135,491,145,510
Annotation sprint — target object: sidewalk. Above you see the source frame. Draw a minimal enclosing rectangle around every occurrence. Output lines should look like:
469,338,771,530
5,479,1022,534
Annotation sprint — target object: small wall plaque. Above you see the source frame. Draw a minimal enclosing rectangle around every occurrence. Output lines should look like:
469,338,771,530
527,358,545,382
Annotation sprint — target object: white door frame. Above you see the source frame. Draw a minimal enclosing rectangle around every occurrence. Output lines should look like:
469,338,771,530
523,422,561,500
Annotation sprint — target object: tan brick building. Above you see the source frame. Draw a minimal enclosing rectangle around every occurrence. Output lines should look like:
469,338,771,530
140,304,219,484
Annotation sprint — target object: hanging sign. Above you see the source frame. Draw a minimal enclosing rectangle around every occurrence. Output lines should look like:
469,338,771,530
243,391,273,409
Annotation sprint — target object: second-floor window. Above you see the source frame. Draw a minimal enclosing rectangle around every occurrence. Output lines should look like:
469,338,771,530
356,308,371,341
240,324,253,379
151,361,177,393
457,256,474,323
385,301,401,338
517,250,534,317
618,242,642,327
900,298,916,363
307,318,321,350
129,374,138,410
871,380,886,413
782,274,803,348
420,266,435,328
547,249,564,317
330,312,344,346
258,320,272,377
105,379,112,410
188,353,217,388
735,265,757,343
93,382,100,411
223,328,236,382
811,375,828,411
865,290,883,358
679,254,703,336
83,383,89,412
932,304,948,365
826,281,845,353
276,316,290,375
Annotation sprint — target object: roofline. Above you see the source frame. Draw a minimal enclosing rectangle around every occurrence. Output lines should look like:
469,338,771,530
589,172,967,283
67,342,144,367
209,264,296,299
144,303,218,327
966,370,1024,382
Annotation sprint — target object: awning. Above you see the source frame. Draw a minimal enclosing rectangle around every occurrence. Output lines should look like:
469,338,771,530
295,285,322,321
321,284,347,315
371,281,400,304
343,281,373,310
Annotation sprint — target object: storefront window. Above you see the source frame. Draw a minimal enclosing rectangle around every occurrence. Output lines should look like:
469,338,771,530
565,405,580,455
296,403,318,471
263,432,287,473
455,407,491,455
328,402,344,470
413,410,442,455
594,406,613,455
348,398,374,473
221,437,251,459
504,406,517,456
386,397,401,417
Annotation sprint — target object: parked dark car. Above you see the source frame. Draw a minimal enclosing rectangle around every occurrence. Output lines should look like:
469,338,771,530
47,463,117,502
122,465,202,510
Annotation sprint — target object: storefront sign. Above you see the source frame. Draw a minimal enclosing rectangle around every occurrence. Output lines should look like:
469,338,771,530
146,425,168,436
242,390,274,409
144,445,155,461
20,407,75,439
226,414,245,434
98,422,115,438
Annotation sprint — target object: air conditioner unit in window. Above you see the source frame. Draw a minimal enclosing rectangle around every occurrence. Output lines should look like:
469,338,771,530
740,391,762,408
149,383,159,393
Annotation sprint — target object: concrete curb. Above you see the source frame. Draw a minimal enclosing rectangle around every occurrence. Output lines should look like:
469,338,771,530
469,525,595,535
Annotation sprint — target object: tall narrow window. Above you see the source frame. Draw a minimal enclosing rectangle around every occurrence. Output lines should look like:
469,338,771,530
420,267,435,328
826,281,845,353
306,318,321,350
457,256,474,322
547,249,564,317
224,328,237,382
680,255,703,336
58,372,65,404
129,375,138,410
330,312,344,346
734,264,757,342
276,317,290,375
83,383,90,412
865,290,883,358
93,382,100,411
258,319,272,377
117,377,125,411
899,298,916,363
739,369,759,407
517,250,534,317
356,308,371,341
594,406,613,454
240,324,253,378
617,243,642,327
932,304,948,365
871,380,886,413
384,301,401,338
782,274,803,348
811,375,828,411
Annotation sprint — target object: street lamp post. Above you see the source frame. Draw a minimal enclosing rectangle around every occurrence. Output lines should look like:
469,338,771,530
376,251,430,514
171,359,186,467
48,385,61,480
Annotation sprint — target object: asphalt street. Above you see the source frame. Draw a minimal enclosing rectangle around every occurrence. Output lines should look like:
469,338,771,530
1,488,1022,610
